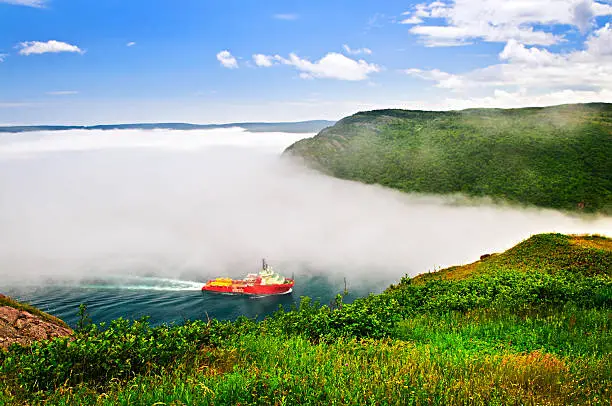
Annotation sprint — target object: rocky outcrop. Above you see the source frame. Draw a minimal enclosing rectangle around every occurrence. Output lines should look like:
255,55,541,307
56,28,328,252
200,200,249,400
0,295,73,350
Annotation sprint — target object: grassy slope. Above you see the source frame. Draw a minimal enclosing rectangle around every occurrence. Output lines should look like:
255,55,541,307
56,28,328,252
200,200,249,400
285,103,612,214
1,233,610,405
411,233,612,284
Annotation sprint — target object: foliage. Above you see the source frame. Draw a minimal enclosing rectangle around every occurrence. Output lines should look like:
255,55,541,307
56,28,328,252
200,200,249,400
1,317,225,395
285,103,612,213
1,233,611,404
4,335,610,405
76,303,93,333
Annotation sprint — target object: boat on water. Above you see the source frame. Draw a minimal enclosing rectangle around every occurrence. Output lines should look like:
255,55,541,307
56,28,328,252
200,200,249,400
202,259,294,295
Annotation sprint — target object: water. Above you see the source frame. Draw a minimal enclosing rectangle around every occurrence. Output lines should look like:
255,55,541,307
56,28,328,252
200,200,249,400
1,128,610,328
4,272,388,328
0,128,401,328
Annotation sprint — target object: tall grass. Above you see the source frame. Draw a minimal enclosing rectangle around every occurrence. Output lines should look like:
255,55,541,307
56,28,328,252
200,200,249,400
393,306,611,357
19,335,611,406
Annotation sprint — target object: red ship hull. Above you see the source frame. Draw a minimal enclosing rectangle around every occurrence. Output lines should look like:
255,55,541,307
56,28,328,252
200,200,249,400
202,279,294,295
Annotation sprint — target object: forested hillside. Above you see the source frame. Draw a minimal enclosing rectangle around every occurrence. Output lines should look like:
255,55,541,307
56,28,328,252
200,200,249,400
285,103,612,213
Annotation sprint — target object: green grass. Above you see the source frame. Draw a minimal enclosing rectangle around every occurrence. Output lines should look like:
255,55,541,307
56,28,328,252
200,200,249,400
1,233,611,405
393,306,611,358
285,103,612,214
411,233,612,284
10,335,610,405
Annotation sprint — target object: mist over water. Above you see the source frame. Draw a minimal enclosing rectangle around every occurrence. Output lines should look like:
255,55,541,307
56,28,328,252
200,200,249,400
1,128,610,325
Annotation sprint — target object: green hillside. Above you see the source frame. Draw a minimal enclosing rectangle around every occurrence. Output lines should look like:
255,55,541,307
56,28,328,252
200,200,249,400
285,103,612,213
410,233,612,284
2,233,611,405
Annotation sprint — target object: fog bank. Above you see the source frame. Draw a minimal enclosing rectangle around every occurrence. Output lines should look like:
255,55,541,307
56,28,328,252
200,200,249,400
0,128,610,287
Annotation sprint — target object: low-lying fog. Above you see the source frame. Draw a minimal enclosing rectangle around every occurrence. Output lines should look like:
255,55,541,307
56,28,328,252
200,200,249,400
1,128,610,287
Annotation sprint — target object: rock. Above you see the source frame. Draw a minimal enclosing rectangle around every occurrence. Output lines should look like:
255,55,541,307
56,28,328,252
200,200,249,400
22,324,49,341
0,296,73,350
0,306,20,325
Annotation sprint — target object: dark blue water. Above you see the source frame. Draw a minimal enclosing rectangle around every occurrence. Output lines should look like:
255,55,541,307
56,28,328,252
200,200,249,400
4,272,394,328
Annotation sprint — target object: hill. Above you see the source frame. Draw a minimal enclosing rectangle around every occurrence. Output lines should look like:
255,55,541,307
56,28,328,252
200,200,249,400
285,103,612,213
410,233,612,284
0,120,336,134
1,233,610,405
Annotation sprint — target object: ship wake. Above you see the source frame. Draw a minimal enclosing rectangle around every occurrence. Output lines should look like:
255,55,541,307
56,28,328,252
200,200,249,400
76,276,204,291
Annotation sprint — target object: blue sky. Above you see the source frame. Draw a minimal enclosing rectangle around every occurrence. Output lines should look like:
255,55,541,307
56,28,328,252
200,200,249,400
0,0,611,124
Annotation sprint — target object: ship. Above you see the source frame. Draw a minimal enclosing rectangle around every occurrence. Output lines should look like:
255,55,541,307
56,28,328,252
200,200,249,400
201,259,294,295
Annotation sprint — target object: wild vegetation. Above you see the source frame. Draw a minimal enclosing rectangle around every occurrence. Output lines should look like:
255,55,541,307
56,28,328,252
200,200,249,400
1,233,610,405
285,103,612,214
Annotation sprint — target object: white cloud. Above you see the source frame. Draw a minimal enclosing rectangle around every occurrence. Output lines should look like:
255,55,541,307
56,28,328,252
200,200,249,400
399,15,423,25
366,13,387,30
404,68,465,89
440,88,612,110
273,13,298,20
0,102,33,108
266,52,380,81
0,54,7,62
273,88,612,116
253,54,275,67
0,0,45,7
342,44,373,55
410,20,560,47
17,40,83,55
404,23,612,98
126,42,136,47
46,90,79,95
498,40,559,65
216,50,238,69
400,0,612,46
584,21,612,56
